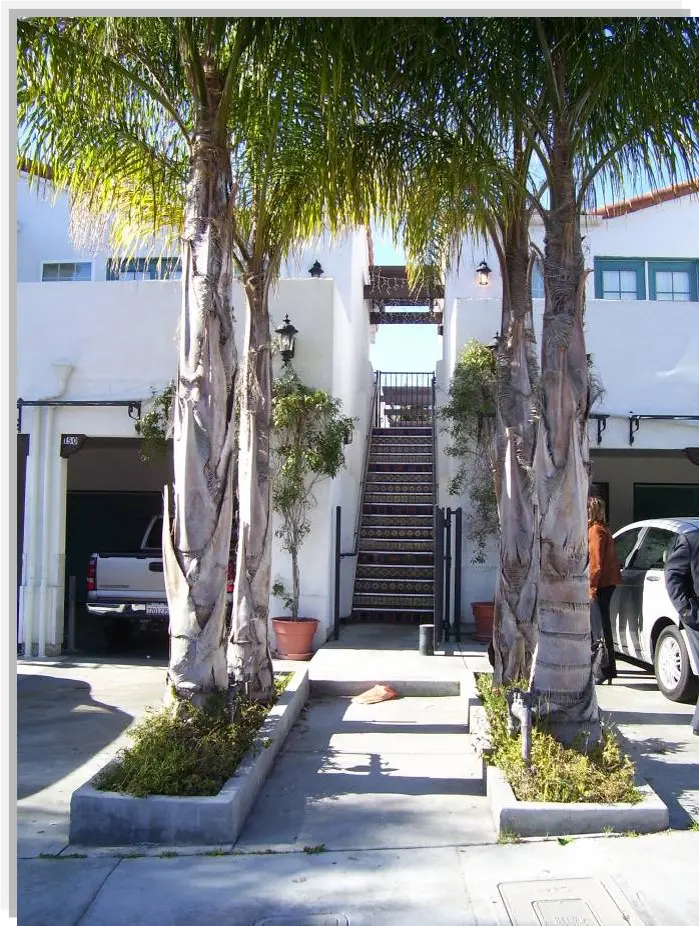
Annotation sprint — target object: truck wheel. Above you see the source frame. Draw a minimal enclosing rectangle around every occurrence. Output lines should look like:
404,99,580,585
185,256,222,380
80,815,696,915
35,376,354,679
104,621,133,649
654,625,698,702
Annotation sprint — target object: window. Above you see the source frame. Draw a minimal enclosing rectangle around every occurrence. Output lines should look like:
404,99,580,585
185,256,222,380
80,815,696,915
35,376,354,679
42,261,92,282
613,527,643,568
594,259,646,300
629,527,676,571
531,260,545,299
648,260,698,302
106,257,181,281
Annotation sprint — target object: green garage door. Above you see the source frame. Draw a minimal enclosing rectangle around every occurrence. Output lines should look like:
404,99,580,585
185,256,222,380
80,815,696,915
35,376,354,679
634,483,699,521
65,490,163,609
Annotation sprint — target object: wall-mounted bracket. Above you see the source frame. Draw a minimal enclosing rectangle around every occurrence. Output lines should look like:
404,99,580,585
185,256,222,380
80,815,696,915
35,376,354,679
590,413,608,446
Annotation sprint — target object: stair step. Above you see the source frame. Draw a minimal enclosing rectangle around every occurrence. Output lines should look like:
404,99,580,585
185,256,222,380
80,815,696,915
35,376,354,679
367,482,434,492
356,565,434,580
352,607,434,623
364,495,433,506
358,553,433,567
361,517,433,531
363,505,433,517
355,579,434,593
360,530,433,543
370,454,434,461
369,462,433,475
371,425,432,437
359,540,433,553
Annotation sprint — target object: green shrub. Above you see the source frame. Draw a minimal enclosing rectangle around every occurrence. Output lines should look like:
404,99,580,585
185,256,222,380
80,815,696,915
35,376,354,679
475,674,642,805
97,675,291,798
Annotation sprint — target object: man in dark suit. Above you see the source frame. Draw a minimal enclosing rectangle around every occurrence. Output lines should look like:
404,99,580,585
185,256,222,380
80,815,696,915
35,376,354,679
664,529,699,735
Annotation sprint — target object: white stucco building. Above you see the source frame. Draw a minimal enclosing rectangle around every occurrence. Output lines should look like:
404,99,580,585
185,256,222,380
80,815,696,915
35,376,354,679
16,173,373,655
438,180,699,607
15,173,699,655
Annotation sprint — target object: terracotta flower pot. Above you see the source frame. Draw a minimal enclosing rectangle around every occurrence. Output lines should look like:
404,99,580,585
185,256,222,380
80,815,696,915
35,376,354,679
271,618,319,661
472,601,495,643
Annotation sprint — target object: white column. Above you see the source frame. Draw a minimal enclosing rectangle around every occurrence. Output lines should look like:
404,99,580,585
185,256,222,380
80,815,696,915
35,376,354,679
19,406,43,657
35,407,68,657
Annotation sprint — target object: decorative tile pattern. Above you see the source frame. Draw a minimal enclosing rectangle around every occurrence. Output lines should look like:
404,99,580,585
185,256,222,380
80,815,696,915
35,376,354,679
352,424,437,622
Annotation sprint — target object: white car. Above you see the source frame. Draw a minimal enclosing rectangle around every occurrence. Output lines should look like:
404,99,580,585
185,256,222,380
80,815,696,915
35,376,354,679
611,517,699,702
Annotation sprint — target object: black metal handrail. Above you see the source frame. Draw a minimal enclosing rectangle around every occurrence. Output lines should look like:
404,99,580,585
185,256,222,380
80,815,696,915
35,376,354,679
375,371,434,429
342,372,379,560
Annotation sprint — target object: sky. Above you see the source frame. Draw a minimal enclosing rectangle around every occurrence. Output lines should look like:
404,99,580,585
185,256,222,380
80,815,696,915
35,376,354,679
368,225,442,373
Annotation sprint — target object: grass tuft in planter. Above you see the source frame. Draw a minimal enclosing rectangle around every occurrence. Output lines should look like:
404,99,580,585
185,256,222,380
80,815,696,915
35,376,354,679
97,675,291,798
475,674,642,804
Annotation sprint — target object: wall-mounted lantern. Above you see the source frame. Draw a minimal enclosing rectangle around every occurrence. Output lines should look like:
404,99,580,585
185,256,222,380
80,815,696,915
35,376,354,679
275,314,298,364
476,260,492,287
309,260,323,278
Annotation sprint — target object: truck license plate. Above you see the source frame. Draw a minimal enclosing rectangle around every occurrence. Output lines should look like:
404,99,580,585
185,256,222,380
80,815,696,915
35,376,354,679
145,603,168,617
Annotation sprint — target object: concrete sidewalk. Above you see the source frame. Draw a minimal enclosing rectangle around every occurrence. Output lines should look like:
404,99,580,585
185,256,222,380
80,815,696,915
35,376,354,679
16,625,699,925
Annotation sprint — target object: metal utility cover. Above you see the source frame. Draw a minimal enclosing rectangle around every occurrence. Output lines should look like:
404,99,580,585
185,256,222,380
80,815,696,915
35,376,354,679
252,916,350,926
499,878,637,926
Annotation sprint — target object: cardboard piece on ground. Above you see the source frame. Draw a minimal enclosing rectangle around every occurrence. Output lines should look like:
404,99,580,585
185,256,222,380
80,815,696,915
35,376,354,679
352,684,398,704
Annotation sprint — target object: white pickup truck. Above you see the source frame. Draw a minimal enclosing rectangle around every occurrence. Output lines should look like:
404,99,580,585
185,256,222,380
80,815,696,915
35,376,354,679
87,515,235,646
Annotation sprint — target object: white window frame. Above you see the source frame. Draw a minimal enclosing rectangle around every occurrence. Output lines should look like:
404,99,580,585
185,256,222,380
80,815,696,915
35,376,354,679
41,260,93,283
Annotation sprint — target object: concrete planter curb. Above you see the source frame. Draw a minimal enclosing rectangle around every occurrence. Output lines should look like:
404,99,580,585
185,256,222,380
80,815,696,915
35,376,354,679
69,666,309,847
469,696,669,838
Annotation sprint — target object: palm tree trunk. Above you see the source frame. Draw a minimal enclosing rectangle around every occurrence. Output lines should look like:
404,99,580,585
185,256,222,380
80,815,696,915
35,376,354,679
493,224,539,684
163,112,237,706
227,269,275,703
529,105,600,745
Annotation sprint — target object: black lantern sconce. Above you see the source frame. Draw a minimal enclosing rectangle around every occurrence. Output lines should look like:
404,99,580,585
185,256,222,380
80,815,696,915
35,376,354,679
275,314,298,364
476,260,492,287
309,260,323,278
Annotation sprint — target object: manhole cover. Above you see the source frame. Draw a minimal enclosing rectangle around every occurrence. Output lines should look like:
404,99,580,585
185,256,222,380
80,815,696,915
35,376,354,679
252,916,350,926
499,878,636,925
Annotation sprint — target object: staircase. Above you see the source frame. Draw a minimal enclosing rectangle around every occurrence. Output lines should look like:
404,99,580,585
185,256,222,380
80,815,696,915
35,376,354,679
352,374,436,623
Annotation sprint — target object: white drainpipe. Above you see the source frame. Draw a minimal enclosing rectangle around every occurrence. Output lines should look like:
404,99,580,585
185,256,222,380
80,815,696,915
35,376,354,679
20,406,43,657
37,405,54,658
36,363,74,658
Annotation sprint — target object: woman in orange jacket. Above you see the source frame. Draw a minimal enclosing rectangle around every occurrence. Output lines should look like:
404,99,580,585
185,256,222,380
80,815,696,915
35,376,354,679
588,496,622,683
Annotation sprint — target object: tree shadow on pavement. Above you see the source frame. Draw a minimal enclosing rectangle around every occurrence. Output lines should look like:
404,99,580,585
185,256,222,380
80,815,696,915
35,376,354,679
17,674,132,799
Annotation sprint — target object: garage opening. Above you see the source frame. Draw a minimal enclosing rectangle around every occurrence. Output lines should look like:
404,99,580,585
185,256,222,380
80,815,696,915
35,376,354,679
66,437,171,655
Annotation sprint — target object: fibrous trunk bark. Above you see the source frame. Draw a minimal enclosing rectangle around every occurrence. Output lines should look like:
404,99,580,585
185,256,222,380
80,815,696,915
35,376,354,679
492,216,540,685
529,107,600,745
163,107,237,706
227,270,275,702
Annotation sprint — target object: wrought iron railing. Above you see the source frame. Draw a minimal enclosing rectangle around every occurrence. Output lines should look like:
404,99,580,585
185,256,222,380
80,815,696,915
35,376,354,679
374,371,435,428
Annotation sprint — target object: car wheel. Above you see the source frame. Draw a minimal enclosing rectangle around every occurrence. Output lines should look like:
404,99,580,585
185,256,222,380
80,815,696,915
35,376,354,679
654,625,698,702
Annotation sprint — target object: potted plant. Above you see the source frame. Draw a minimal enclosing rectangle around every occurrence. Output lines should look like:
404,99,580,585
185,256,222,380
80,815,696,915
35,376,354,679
271,367,354,659
440,339,499,639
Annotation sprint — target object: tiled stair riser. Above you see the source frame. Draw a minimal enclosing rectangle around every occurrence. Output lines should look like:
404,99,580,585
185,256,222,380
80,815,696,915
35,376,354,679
352,424,436,623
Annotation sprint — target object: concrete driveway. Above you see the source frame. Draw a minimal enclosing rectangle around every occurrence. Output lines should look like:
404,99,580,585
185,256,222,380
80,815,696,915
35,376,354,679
17,656,168,857
16,641,699,864
595,657,699,827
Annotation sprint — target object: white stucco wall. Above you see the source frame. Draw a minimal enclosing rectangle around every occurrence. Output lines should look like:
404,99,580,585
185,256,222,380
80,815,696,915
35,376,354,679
17,180,373,654
440,192,699,619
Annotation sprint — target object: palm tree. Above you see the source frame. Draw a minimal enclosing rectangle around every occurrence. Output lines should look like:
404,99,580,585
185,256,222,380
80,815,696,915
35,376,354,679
369,16,699,741
487,16,699,742
17,16,377,704
368,19,542,684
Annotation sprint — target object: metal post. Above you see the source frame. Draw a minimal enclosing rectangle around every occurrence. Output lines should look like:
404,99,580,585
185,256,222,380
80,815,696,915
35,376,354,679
444,507,452,642
419,624,434,656
453,508,462,643
67,575,76,652
333,506,342,640
433,507,444,646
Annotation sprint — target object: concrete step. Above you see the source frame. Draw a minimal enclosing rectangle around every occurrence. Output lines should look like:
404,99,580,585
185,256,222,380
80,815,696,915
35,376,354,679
236,693,493,852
